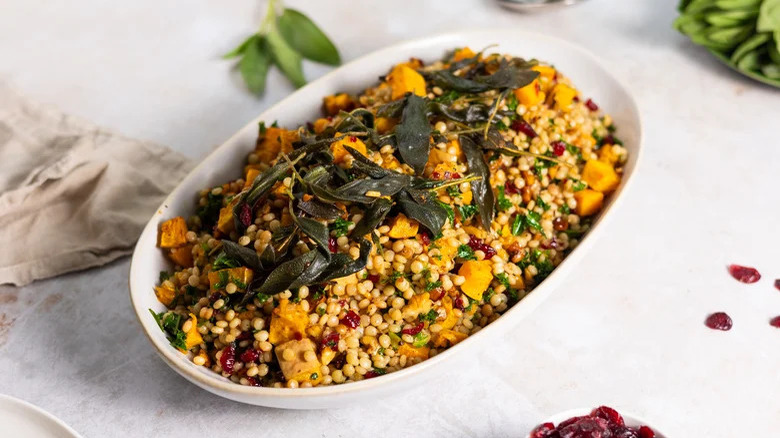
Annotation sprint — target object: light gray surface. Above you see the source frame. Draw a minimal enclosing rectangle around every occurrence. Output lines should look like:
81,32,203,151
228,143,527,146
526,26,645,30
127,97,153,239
1,0,779,436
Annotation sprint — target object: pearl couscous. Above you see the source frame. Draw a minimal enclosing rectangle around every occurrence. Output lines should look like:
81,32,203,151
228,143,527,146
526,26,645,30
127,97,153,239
151,47,627,388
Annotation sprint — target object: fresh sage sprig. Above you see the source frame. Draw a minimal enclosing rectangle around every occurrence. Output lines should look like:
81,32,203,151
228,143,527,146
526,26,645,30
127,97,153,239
224,0,341,94
675,0,780,87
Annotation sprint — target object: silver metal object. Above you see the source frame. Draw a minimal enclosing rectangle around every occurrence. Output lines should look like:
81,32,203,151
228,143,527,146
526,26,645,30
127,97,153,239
497,0,586,11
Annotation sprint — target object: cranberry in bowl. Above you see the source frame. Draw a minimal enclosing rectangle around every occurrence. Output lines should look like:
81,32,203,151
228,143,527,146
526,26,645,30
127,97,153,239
527,407,668,438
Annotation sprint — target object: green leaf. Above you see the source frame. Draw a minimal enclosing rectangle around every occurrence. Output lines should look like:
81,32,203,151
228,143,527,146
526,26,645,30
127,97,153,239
458,203,478,220
496,185,512,212
351,198,393,238
265,26,306,88
293,215,331,255
758,0,780,33
511,214,525,235
456,244,476,260
396,94,432,175
224,34,258,59
525,211,544,234
460,135,495,228
239,36,271,95
731,33,771,63
277,8,340,66
329,218,353,237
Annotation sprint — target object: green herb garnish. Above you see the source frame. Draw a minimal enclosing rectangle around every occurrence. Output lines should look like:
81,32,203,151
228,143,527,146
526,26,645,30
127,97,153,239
496,185,513,211
224,0,341,94
457,244,476,260
330,218,353,237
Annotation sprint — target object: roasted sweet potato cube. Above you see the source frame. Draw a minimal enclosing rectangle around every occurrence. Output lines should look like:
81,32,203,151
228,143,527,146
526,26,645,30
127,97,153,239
268,299,309,344
159,217,188,248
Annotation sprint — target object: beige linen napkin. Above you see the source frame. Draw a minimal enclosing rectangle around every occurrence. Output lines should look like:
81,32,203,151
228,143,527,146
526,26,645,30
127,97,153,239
0,83,193,286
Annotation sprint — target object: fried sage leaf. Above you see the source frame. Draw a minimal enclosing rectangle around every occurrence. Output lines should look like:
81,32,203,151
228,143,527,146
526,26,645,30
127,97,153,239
316,239,372,282
397,190,448,235
220,240,262,272
289,250,331,290
460,135,495,228
255,250,319,295
351,198,393,238
429,60,539,93
292,215,331,256
297,199,343,220
234,159,292,230
395,94,431,175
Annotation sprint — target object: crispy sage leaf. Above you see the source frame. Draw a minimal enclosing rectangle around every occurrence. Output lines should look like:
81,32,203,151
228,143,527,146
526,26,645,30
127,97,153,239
233,159,291,230
289,250,331,289
297,199,343,220
316,239,372,282
220,240,262,272
266,26,306,88
255,250,319,295
292,215,331,255
460,135,495,228
430,61,539,93
351,198,393,238
395,94,431,175
277,8,341,66
397,190,448,235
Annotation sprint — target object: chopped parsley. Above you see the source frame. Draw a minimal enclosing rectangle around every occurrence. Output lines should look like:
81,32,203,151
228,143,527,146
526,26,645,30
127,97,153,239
310,372,319,380
419,309,438,323
213,252,240,270
149,310,187,351
159,271,171,283
572,180,587,191
483,288,495,302
412,331,431,347
330,218,353,237
438,201,455,226
533,157,556,176
255,292,271,304
377,347,386,356
385,271,405,284
536,196,550,211
495,120,509,131
525,211,544,234
458,204,478,220
446,185,461,199
495,272,512,289
506,93,519,111
559,204,571,215
434,89,462,104
424,281,442,291
496,185,513,211
456,244,476,260
512,214,525,236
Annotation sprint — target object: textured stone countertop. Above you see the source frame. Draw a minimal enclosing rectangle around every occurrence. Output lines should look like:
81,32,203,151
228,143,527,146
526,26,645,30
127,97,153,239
1,0,779,436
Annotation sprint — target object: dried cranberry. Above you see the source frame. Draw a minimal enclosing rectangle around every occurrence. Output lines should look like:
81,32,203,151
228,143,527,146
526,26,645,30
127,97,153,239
453,295,466,310
220,343,236,374
419,232,431,246
432,171,441,179
638,426,655,438
402,321,424,336
322,331,340,348
585,98,599,111
368,274,380,284
530,422,556,438
770,316,780,328
467,235,497,259
705,312,733,331
504,180,520,195
602,134,615,146
551,141,566,157
328,237,337,253
510,119,538,139
236,331,252,341
340,310,360,329
775,279,780,290
541,239,560,250
364,370,380,379
239,348,259,363
592,406,624,426
728,264,761,283
246,376,262,387
330,353,346,369
452,172,461,179
349,136,357,142
239,202,253,228
553,216,569,231
611,427,639,438
557,416,609,438
573,95,580,102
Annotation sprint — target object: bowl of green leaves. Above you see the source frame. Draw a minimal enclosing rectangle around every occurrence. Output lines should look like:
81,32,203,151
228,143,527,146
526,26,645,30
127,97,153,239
674,0,780,87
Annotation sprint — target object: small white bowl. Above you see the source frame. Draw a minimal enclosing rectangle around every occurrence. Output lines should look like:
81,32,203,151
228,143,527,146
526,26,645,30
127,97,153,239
129,29,643,409
527,408,669,438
